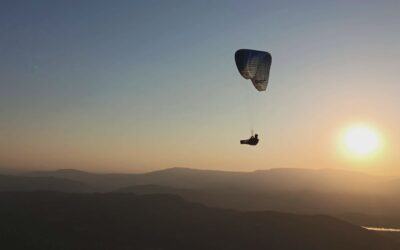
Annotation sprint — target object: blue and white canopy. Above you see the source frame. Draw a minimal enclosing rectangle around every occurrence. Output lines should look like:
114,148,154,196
235,49,272,91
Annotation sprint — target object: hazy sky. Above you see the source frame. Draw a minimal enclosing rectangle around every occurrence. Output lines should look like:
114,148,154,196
1,0,399,174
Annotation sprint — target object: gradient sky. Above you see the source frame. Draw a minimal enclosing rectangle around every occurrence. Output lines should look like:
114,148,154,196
1,0,399,174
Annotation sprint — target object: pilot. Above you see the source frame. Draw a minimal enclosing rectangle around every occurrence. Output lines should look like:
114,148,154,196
240,134,259,146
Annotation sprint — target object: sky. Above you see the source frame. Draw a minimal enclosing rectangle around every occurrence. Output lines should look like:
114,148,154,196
1,0,399,174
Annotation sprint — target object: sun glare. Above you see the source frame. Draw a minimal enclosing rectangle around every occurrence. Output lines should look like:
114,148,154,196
343,126,380,156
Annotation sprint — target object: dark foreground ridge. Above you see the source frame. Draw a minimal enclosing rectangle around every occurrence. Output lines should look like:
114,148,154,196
0,192,398,250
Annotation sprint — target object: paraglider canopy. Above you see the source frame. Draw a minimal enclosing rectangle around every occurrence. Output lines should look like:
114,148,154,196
235,49,272,91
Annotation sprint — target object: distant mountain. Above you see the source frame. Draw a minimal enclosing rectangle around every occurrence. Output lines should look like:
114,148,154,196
116,184,197,196
25,167,399,194
26,168,141,191
118,184,400,216
0,192,398,250
0,175,94,192
20,168,400,225
337,212,400,229
0,167,29,175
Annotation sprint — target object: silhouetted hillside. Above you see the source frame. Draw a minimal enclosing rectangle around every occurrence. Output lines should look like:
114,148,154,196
0,175,93,192
26,169,142,191
22,168,400,226
117,184,400,221
26,167,399,194
0,192,398,250
337,212,400,229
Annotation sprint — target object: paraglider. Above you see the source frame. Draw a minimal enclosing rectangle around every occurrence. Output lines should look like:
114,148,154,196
235,49,272,146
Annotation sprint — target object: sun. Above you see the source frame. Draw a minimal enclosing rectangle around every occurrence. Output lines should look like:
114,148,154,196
343,126,380,156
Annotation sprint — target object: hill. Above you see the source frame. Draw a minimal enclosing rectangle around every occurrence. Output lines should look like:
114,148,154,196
17,168,400,227
26,167,399,194
0,192,398,250
0,175,93,192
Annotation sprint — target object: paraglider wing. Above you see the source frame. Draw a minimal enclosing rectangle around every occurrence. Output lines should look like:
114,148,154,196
235,49,272,91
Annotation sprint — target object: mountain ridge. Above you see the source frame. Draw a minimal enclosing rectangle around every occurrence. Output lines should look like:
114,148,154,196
0,191,398,250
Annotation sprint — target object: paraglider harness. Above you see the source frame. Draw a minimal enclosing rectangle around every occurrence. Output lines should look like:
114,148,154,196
240,133,259,146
